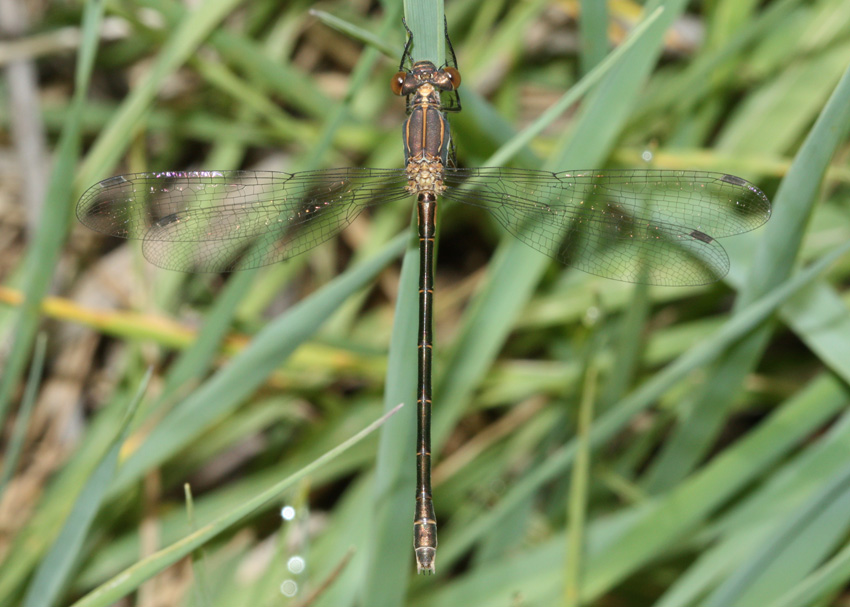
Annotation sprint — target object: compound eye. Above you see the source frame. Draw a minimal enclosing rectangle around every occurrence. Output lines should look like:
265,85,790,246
390,71,407,95
443,67,461,89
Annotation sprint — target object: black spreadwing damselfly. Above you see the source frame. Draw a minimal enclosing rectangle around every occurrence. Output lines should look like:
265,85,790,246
76,20,771,574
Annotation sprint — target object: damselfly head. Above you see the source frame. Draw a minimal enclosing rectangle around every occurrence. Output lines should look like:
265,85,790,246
391,61,461,97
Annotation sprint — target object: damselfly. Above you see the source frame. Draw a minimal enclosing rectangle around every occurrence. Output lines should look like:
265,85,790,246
76,20,771,574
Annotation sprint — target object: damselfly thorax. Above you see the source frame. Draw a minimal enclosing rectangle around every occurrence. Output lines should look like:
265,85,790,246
392,61,460,198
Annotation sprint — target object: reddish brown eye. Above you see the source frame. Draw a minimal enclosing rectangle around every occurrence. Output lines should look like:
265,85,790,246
391,71,406,95
443,67,461,89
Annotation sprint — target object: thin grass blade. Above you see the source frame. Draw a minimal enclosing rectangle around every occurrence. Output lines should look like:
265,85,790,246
360,1,443,598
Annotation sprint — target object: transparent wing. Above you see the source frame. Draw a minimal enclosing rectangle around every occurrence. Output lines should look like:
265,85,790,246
77,169,411,272
441,168,771,286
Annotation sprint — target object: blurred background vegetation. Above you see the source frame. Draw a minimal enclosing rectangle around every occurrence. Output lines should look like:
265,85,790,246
1,0,850,605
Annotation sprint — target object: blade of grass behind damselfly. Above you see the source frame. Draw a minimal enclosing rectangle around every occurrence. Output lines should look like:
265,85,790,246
358,3,444,600
579,0,608,74
564,344,600,606
0,0,101,438
20,368,150,607
69,404,403,607
598,279,651,411
310,9,399,61
361,238,418,599
765,542,850,607
403,0,445,65
183,484,214,607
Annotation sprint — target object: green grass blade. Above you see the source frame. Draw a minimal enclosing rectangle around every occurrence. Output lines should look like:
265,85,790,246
702,464,850,607
360,2,443,598
600,281,651,409
183,483,214,607
579,0,608,74
310,9,399,60
69,404,403,607
564,359,598,605
766,541,850,607
21,368,150,607
403,0,445,65
362,238,419,601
